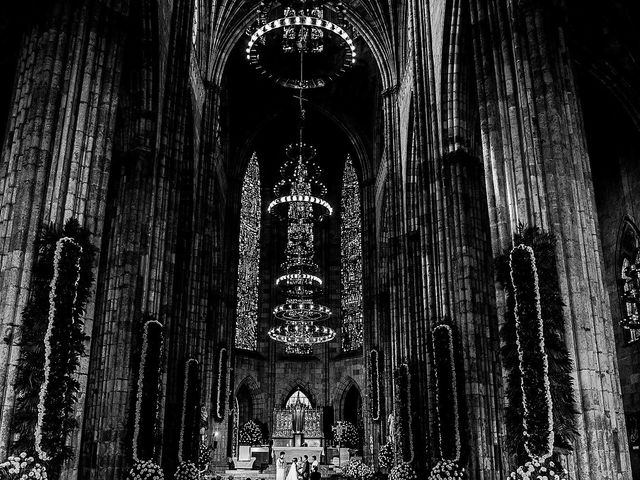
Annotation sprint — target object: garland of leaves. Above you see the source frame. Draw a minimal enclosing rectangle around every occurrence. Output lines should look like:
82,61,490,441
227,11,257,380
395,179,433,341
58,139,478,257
432,324,461,462
213,347,229,421
133,318,164,461
239,420,263,446
12,220,96,476
369,349,381,422
393,363,414,463
495,227,578,462
179,359,201,462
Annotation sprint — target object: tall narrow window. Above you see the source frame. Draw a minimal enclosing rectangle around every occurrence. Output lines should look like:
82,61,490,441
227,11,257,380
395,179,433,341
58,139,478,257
620,220,640,343
235,153,262,350
341,155,363,351
192,0,199,47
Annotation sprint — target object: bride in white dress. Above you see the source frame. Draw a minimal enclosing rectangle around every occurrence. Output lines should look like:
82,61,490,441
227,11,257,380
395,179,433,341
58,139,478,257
286,458,300,480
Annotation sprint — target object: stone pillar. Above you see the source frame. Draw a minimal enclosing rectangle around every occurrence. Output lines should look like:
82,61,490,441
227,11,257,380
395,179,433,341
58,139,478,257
408,0,504,477
470,0,631,477
0,0,128,470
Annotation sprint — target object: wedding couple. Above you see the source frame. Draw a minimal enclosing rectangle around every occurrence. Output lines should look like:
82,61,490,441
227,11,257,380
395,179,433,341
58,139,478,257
276,453,318,480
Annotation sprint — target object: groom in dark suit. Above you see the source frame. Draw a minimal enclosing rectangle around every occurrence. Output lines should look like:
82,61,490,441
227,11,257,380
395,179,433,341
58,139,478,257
300,455,310,480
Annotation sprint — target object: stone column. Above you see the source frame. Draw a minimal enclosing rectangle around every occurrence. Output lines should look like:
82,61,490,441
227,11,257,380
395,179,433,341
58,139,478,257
470,0,631,477
0,0,128,470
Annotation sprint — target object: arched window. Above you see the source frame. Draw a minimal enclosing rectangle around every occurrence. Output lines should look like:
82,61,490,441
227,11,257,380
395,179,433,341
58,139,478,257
235,153,262,350
285,389,312,408
192,0,200,47
340,155,363,351
619,220,640,343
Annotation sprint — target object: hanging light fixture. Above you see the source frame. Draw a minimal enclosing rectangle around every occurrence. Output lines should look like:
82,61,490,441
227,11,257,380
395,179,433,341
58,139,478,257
246,0,356,89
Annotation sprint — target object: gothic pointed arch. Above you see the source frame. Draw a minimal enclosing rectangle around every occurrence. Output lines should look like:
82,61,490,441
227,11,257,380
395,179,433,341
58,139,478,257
235,153,262,351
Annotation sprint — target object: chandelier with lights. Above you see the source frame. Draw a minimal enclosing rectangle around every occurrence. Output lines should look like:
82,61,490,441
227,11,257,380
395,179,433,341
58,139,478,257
246,0,356,89
248,0,352,349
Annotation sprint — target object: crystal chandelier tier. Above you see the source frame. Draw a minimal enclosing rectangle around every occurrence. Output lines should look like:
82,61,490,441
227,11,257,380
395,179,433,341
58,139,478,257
246,0,356,89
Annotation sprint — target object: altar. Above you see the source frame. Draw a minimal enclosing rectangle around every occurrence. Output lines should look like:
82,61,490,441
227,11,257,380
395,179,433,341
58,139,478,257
272,400,325,461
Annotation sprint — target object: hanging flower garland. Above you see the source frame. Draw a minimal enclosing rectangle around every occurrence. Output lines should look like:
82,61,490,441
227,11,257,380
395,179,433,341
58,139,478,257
0,452,48,480
509,245,554,460
369,349,381,422
132,319,164,461
125,460,165,480
389,462,417,480
174,461,201,480
35,237,82,462
432,323,461,462
213,347,229,421
179,358,201,462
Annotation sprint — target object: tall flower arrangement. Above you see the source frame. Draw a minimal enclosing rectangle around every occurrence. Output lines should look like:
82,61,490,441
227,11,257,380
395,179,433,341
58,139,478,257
369,349,381,422
495,227,578,462
429,324,465,479
12,220,96,477
332,421,359,448
132,318,164,461
239,420,264,446
393,364,414,463
213,347,229,422
343,459,374,480
378,441,394,471
174,461,201,480
179,359,201,462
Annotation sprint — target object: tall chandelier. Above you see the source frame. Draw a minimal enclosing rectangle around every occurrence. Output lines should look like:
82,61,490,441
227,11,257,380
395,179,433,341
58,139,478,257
249,0,348,348
267,130,336,347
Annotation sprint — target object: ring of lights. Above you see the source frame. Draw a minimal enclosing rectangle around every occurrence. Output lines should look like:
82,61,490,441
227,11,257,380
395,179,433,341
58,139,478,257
274,302,331,322
268,323,336,345
276,273,323,287
246,15,357,89
268,195,333,216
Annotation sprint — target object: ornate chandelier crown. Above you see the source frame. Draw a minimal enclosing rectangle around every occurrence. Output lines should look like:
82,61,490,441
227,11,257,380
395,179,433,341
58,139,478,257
246,0,356,89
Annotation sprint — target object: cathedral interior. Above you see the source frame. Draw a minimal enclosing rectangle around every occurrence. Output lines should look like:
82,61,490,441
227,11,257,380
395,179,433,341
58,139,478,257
1,0,640,479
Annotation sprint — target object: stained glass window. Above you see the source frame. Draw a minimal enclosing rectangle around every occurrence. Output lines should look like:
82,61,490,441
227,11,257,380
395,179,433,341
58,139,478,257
192,0,199,47
235,153,262,350
620,220,640,343
285,389,312,408
341,155,363,351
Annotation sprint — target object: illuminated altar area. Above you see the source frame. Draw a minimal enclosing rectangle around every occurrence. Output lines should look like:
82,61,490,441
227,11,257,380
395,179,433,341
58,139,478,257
272,391,324,461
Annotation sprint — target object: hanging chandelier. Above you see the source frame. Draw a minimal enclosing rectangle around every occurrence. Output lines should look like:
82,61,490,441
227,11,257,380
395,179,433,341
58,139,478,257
267,132,336,346
246,0,356,89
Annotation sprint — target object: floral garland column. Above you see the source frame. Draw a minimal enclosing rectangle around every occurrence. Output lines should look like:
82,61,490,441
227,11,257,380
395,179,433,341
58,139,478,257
35,237,82,463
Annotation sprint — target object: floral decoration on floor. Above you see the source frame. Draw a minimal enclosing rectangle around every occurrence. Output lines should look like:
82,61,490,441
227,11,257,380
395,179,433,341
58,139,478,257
125,460,165,480
0,453,47,480
343,459,374,480
509,458,568,480
389,462,417,480
174,461,201,480
427,459,466,479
